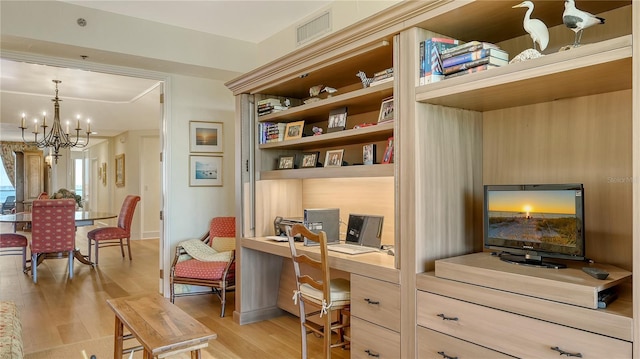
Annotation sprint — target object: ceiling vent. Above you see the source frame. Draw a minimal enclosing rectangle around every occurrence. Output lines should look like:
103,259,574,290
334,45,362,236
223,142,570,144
296,10,331,46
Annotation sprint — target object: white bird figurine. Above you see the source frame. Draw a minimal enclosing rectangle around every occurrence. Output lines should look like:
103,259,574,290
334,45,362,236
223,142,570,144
512,1,549,52
563,0,605,47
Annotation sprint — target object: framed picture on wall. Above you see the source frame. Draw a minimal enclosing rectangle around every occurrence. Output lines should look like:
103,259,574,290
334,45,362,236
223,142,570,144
190,121,223,153
115,154,125,187
190,155,223,187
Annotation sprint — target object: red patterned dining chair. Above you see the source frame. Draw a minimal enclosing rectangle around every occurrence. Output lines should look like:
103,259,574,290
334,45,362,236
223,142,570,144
0,233,28,273
87,195,140,265
29,199,76,283
170,216,236,317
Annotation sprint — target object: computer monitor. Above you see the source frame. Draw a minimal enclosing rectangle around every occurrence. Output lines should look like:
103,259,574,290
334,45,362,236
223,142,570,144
346,214,384,248
303,208,340,246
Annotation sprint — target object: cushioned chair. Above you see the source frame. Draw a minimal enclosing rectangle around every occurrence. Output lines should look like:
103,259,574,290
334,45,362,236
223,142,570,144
0,233,28,273
287,224,350,359
29,199,76,283
170,217,236,317
87,195,140,265
1,196,15,214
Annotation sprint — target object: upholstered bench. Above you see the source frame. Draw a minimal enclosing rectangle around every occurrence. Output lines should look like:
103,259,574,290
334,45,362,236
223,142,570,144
0,301,23,358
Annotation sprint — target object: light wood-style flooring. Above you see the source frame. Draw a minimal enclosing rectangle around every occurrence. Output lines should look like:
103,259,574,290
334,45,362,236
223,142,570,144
0,225,349,358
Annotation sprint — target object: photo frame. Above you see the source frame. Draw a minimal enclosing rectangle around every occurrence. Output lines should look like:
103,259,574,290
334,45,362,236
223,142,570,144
382,137,394,164
277,155,296,170
324,149,344,168
115,154,125,187
190,121,223,153
378,97,394,123
363,144,376,165
101,162,107,186
301,152,320,168
190,155,223,187
327,107,348,133
284,120,305,140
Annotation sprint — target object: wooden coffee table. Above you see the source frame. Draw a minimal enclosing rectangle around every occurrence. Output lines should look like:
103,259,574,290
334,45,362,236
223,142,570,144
106,294,217,359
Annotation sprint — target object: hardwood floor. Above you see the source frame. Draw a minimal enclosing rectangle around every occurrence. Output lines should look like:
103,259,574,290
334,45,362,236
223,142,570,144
0,226,350,358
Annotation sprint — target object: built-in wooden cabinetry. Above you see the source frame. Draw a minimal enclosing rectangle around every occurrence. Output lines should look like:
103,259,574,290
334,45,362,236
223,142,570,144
227,1,638,357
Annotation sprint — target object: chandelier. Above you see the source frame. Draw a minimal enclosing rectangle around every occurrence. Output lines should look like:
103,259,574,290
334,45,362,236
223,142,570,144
19,80,91,163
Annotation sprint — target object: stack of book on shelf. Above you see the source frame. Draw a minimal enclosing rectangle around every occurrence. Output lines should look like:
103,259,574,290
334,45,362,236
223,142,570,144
258,98,287,117
258,122,286,144
370,67,394,87
419,37,460,85
441,41,508,79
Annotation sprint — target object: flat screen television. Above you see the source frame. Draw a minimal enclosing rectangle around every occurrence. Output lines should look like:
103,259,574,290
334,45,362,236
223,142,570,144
483,184,585,268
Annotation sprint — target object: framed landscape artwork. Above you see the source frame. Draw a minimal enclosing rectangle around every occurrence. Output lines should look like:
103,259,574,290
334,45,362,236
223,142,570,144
190,155,223,187
190,121,223,153
115,154,125,187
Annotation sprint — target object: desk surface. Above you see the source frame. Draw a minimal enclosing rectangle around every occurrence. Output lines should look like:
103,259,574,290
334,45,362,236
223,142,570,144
242,237,399,284
0,211,116,223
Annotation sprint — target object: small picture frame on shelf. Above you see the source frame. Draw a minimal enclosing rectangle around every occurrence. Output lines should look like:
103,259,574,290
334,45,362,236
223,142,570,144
382,137,394,164
363,144,376,165
277,155,296,170
324,149,344,168
284,121,305,140
301,152,320,168
378,97,394,124
327,107,348,133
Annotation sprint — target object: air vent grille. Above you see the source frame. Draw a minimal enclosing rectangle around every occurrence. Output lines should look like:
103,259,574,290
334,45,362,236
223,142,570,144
296,11,331,46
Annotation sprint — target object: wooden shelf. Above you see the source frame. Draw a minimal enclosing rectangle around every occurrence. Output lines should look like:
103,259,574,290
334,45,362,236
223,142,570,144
260,121,393,150
261,163,393,180
258,81,393,124
415,36,632,112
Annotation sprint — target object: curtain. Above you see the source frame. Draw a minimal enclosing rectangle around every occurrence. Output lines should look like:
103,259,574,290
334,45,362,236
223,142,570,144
0,141,38,188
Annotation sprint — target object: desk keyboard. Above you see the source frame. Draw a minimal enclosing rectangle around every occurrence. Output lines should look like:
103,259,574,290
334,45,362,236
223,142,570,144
328,243,379,255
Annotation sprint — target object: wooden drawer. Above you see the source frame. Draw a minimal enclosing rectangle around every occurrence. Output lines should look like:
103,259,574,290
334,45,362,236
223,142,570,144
417,326,513,359
351,274,400,332
351,316,400,359
417,291,632,358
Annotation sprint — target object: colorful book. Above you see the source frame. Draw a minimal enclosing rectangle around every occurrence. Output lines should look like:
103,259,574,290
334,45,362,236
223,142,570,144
442,48,508,68
444,64,500,79
443,57,508,75
440,41,500,59
420,37,459,85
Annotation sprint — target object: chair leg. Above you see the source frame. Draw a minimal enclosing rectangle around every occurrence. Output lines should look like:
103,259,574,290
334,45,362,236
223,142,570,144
22,247,27,273
68,250,74,279
169,280,175,303
95,240,99,265
32,253,37,283
323,307,332,359
219,286,226,318
126,237,132,260
119,238,125,258
299,301,308,359
87,238,92,262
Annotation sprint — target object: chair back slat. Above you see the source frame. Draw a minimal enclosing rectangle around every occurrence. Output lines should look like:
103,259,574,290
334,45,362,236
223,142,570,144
31,199,76,253
287,224,331,302
117,195,141,231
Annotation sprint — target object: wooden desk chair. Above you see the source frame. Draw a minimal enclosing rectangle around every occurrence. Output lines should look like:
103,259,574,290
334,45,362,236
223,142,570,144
287,224,350,359
87,195,140,265
0,233,28,273
170,216,236,317
30,199,76,283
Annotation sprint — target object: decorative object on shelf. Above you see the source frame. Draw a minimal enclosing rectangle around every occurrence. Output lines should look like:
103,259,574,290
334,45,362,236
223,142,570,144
327,107,348,133
512,1,549,52
115,154,125,187
309,85,324,97
370,68,394,87
312,126,323,136
101,162,107,186
510,48,544,64
322,86,337,96
18,80,92,164
189,155,223,187
284,121,305,140
277,155,296,170
356,71,374,88
378,97,395,124
363,144,376,165
301,152,320,168
51,188,83,208
353,123,375,129
382,137,394,164
324,149,344,168
563,0,605,47
189,121,223,153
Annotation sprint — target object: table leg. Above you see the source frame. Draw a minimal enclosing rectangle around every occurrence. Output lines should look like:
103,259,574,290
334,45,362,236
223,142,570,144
144,348,152,359
73,248,95,266
114,316,124,359
191,349,201,359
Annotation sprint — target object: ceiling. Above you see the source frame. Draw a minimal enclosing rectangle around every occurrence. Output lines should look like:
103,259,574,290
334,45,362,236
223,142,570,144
0,1,331,143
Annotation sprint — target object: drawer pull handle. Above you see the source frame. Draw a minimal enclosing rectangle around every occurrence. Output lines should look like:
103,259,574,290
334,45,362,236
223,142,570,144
364,298,380,305
437,313,458,321
437,351,458,359
365,349,380,357
550,346,583,357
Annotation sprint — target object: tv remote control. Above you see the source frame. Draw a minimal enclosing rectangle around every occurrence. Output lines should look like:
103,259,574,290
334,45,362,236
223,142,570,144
582,266,609,280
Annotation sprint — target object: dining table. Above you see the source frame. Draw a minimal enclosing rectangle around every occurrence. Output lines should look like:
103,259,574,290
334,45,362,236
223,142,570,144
0,210,117,267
